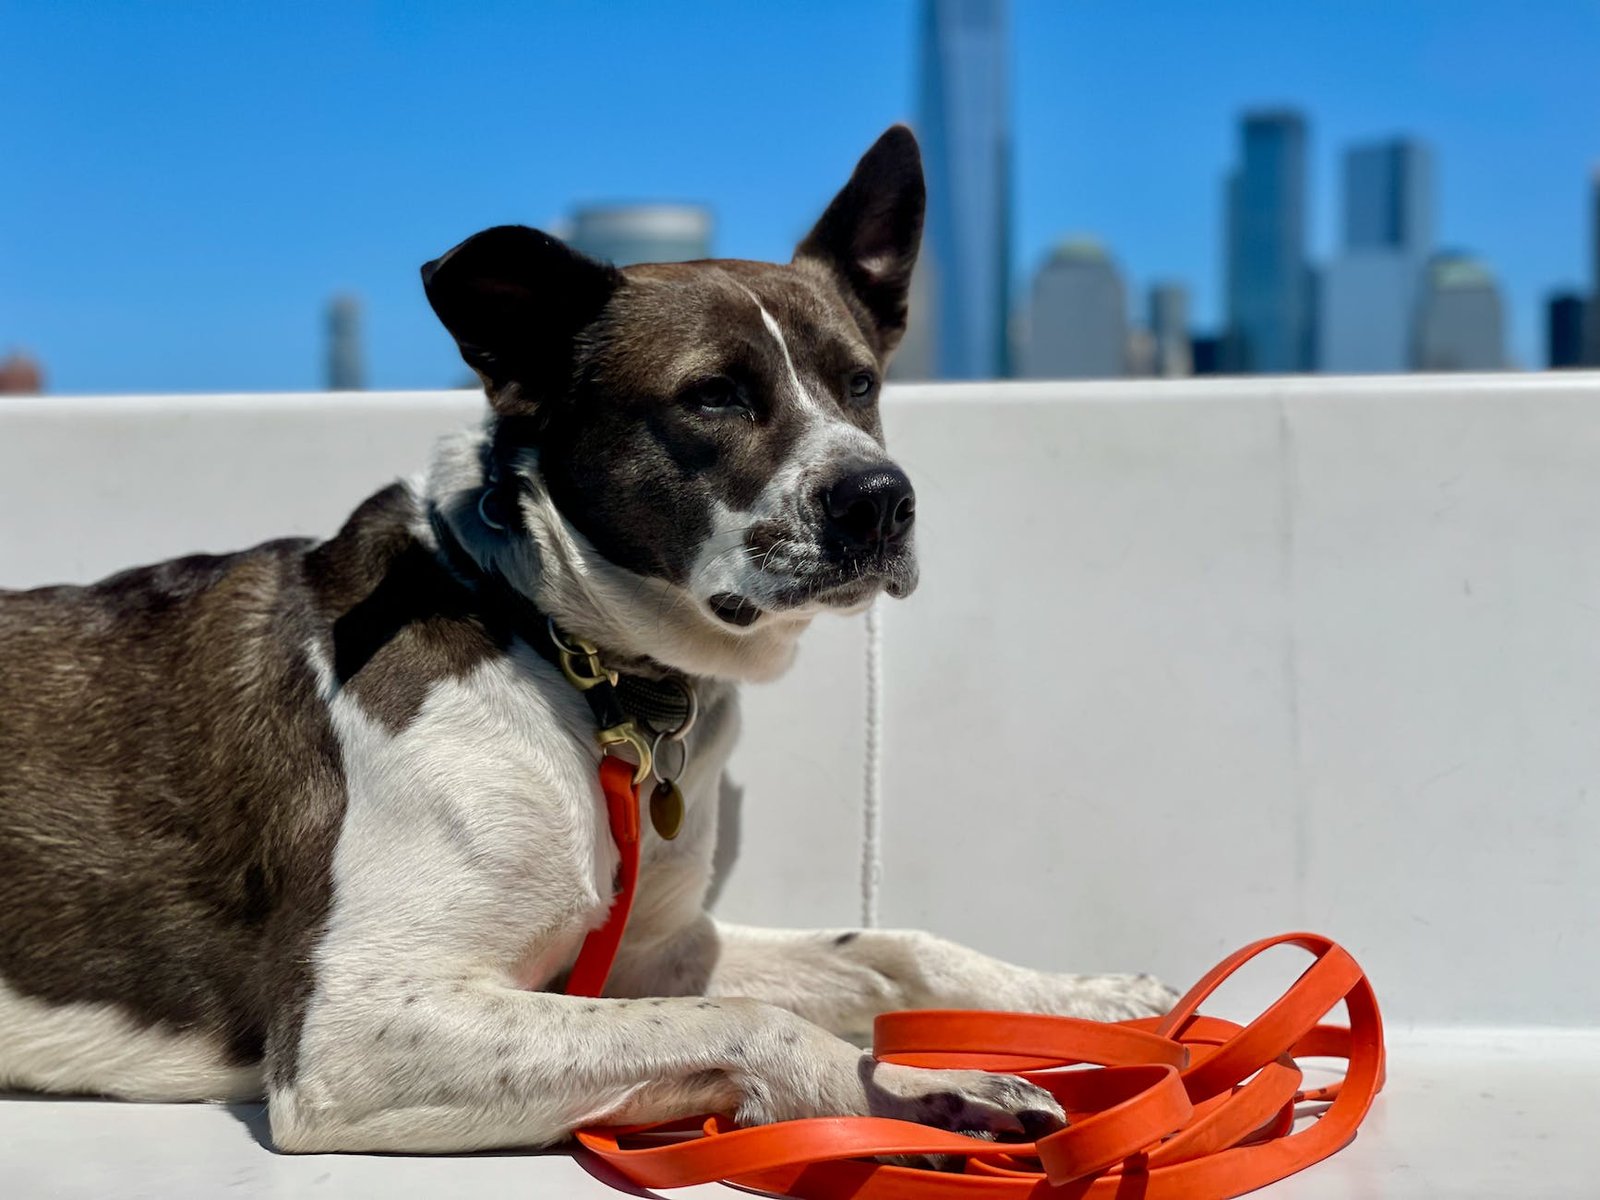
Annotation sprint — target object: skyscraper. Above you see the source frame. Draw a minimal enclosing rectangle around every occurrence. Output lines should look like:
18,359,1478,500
326,295,364,391
1345,140,1433,253
1321,139,1433,374
1018,238,1128,379
889,256,938,380
567,205,712,266
1547,292,1589,368
918,0,1011,379
1148,283,1192,377
1190,335,1224,376
1414,254,1506,371
1223,110,1313,374
1586,167,1600,365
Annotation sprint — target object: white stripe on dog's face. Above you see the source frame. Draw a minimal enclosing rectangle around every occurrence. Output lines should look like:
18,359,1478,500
681,287,906,622
744,287,823,417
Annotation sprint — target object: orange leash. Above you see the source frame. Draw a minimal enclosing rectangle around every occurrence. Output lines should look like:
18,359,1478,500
567,763,1385,1197
564,756,642,998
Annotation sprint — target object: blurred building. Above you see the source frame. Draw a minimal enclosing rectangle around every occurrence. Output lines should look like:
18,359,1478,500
1414,254,1506,371
1190,334,1224,376
1018,238,1127,379
1148,282,1192,377
1344,139,1433,252
1124,326,1157,377
1587,168,1600,364
1322,257,1420,374
568,205,712,265
1547,293,1589,368
1223,110,1313,374
1320,139,1433,373
890,255,939,380
326,295,364,391
0,351,44,394
918,0,1011,379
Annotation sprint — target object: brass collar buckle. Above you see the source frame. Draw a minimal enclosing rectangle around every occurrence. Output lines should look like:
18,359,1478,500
548,618,648,781
546,617,694,839
553,626,620,693
596,719,654,787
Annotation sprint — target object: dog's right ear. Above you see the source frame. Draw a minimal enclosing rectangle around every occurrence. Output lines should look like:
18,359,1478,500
794,125,925,358
421,225,620,417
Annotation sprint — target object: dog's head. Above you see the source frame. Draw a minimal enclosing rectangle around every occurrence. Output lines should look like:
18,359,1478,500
422,126,923,680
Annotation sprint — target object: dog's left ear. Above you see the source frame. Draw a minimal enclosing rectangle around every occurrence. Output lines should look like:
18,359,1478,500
794,124,926,357
421,224,621,417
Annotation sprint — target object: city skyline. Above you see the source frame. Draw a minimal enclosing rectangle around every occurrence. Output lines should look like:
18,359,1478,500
3,1,1596,391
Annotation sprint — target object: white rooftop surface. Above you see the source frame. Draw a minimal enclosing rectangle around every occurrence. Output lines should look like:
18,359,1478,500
3,1029,1594,1199
6,381,1600,1197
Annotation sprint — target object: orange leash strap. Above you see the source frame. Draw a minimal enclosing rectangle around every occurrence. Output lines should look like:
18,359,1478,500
564,756,641,999
577,932,1387,1197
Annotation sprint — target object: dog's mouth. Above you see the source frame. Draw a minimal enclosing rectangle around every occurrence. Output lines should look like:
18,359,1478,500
708,592,763,627
707,553,917,629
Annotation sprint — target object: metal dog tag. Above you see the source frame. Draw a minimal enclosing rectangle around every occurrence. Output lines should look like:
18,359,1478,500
649,779,684,840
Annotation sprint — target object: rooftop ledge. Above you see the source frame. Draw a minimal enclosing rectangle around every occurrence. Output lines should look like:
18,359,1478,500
4,376,1599,1195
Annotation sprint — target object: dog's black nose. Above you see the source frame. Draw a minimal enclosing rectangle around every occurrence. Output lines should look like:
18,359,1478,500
823,464,916,553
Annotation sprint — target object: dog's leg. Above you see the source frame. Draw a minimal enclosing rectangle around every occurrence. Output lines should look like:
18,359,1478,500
267,982,1065,1153
610,919,1177,1044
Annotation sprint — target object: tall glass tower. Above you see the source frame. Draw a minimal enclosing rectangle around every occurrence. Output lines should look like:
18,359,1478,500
1586,167,1600,364
1321,138,1433,373
919,0,1011,379
1224,110,1312,373
1345,140,1433,253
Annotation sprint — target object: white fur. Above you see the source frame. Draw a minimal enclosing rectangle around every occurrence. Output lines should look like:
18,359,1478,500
0,978,260,1101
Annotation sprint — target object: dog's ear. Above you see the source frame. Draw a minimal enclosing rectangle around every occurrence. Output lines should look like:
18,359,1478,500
794,124,925,357
421,225,620,417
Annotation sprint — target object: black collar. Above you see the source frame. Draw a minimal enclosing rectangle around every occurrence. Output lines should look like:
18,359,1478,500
426,501,695,745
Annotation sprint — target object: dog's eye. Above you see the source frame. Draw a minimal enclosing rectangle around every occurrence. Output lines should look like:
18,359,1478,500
685,376,753,419
848,370,877,401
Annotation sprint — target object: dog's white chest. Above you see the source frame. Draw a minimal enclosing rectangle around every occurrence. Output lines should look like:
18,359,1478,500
313,648,622,986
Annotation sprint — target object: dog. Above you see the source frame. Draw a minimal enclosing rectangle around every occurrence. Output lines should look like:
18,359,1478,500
0,125,1173,1153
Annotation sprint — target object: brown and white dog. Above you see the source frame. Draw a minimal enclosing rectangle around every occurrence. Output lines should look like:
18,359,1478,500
0,126,1172,1153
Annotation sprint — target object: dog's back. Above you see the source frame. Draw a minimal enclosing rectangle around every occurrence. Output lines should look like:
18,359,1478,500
0,483,456,1097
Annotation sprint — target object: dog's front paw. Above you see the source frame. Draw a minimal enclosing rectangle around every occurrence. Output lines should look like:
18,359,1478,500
865,1061,1065,1141
1046,972,1180,1021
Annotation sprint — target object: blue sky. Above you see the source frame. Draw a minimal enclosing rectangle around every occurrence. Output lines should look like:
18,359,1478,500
3,0,1596,392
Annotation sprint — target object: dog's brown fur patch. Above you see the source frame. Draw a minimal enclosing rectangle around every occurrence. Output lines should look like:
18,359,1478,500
0,483,500,1087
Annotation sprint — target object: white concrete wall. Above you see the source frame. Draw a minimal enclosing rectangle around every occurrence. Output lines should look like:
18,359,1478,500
3,376,1598,1028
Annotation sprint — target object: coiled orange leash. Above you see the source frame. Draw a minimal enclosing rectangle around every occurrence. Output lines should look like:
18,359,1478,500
567,765,1384,1196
